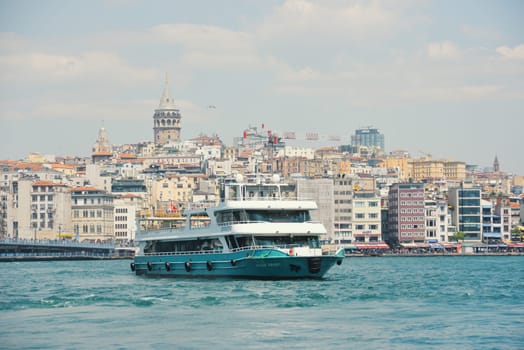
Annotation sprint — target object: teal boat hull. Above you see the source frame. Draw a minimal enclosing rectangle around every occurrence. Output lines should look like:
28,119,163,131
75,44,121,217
132,249,343,279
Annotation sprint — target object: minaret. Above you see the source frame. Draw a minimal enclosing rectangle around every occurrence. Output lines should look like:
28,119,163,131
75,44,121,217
493,155,500,172
153,74,182,145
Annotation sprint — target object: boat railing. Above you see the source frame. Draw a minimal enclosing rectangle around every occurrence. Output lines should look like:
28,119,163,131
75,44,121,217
143,245,295,257
138,220,323,237
217,220,322,227
143,249,225,256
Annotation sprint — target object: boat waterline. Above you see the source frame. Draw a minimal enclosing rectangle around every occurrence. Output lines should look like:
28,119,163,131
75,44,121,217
133,251,343,279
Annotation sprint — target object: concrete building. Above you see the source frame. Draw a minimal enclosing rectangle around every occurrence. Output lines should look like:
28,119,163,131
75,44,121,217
425,200,449,243
113,194,142,242
352,190,382,244
71,187,114,242
351,126,385,151
388,183,426,245
448,186,482,242
333,175,354,243
295,178,334,242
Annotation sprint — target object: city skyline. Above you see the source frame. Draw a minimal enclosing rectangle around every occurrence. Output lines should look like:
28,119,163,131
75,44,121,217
1,0,523,174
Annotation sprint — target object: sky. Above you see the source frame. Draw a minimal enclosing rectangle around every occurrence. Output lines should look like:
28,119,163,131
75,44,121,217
0,0,523,174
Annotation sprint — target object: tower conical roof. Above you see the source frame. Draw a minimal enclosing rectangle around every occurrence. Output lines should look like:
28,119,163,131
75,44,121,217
158,73,176,109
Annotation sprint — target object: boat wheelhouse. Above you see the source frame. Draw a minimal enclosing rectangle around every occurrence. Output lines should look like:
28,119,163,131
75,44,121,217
131,176,344,279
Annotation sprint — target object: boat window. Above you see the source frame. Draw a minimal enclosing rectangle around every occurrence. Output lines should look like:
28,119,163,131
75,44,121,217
215,210,248,224
245,210,311,223
144,238,223,254
226,235,238,249
253,235,320,248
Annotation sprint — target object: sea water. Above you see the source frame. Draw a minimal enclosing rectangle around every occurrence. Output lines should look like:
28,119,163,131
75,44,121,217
1,256,523,349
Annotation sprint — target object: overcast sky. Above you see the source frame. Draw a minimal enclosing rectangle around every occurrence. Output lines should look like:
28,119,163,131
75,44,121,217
0,0,523,174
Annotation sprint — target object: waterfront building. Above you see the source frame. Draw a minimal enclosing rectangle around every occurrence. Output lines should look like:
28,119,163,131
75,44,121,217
424,200,449,243
351,126,385,151
508,197,521,227
494,200,511,241
352,190,382,244
295,178,334,242
388,183,426,245
333,175,354,244
4,176,72,240
113,194,142,242
71,187,114,242
448,185,482,242
153,75,182,145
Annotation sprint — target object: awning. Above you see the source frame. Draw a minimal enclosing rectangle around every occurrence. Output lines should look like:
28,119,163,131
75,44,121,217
508,243,524,248
429,244,444,249
355,243,389,249
342,244,357,250
401,243,428,248
444,244,459,248
483,233,503,238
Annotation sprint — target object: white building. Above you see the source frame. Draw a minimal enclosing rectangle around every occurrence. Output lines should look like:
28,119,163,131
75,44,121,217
424,200,449,243
114,194,142,242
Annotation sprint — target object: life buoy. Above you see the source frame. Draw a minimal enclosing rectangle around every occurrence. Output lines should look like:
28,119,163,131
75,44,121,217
184,261,192,272
230,259,236,266
206,261,213,271
289,248,295,256
147,261,153,271
130,262,136,272
165,262,172,271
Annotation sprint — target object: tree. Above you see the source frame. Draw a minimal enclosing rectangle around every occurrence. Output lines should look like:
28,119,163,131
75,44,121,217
511,226,522,242
451,231,466,254
451,231,465,243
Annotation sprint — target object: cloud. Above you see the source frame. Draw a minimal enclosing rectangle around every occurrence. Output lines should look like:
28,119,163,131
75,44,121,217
426,41,461,59
0,50,157,96
496,44,524,59
258,0,401,42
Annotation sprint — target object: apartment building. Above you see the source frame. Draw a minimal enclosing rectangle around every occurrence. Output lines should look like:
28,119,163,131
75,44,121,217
71,187,114,242
388,183,426,244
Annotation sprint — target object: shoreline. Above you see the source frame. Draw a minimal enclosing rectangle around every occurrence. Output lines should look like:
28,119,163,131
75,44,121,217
0,255,131,262
1,253,523,262
345,252,524,257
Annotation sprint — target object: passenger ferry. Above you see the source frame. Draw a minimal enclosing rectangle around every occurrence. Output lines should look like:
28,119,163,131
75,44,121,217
131,175,344,279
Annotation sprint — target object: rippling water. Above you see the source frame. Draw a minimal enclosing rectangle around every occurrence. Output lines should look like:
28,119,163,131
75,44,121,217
1,256,523,349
